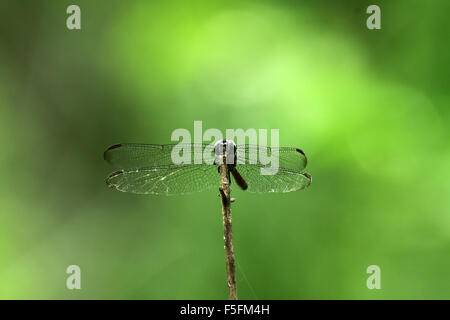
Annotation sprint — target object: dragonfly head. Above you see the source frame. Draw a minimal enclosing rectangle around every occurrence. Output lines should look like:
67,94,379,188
214,140,236,166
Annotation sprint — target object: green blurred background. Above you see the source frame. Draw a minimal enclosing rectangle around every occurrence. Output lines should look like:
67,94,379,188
0,0,449,299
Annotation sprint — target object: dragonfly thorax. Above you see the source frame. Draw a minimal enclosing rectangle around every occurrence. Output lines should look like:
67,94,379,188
214,140,236,166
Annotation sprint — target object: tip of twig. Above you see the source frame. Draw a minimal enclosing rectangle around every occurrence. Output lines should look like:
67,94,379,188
230,198,235,203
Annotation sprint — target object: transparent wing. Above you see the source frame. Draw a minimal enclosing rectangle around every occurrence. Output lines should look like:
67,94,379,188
236,145,307,172
104,143,308,172
104,143,310,194
235,164,311,193
104,143,211,168
106,164,219,195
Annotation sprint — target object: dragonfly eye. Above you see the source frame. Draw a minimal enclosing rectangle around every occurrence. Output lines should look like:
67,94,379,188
214,140,236,154
214,140,236,165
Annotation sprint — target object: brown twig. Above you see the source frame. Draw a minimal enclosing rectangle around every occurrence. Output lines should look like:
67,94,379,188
219,160,237,300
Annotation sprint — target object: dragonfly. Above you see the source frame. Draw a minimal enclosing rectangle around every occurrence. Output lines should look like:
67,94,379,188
104,140,311,195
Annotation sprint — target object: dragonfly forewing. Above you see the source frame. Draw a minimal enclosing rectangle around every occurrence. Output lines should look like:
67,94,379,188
104,143,212,167
236,145,307,172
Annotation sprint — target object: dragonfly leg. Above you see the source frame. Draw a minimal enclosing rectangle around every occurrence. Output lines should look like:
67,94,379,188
217,165,232,186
